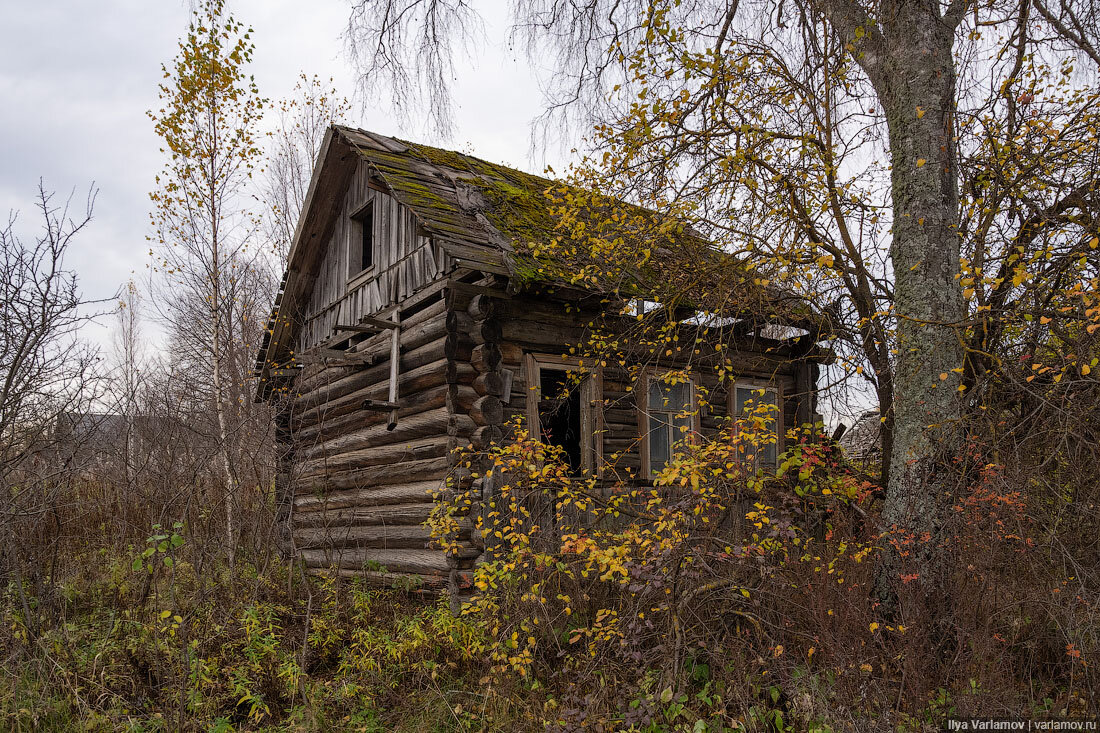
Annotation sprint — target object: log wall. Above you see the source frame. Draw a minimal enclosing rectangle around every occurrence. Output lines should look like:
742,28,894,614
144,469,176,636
284,277,820,593
287,283,469,589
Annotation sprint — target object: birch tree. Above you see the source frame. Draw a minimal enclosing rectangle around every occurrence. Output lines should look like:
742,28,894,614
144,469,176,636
262,74,351,267
148,0,264,567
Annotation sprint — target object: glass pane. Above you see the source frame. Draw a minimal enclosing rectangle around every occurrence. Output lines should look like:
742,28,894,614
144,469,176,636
734,386,752,416
649,424,670,473
762,441,777,467
668,382,690,410
735,385,779,469
648,380,666,410
650,377,691,410
673,416,693,438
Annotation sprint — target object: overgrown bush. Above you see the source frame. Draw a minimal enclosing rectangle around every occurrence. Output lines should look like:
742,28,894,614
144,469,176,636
431,409,1097,730
0,532,511,732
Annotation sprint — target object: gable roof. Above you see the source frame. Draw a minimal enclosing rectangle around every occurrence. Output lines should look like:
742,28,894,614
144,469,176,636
255,125,821,397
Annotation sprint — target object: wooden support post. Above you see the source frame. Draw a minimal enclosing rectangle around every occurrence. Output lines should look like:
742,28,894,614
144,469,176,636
387,316,401,431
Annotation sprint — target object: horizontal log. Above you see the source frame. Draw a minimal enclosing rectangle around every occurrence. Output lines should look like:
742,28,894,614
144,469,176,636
467,293,498,319
498,342,524,365
311,567,450,590
501,320,586,348
294,501,435,529
501,299,601,326
473,371,505,396
447,413,478,438
295,455,452,493
295,384,454,444
294,300,447,394
294,480,442,512
301,406,455,461
446,384,479,414
294,523,466,550
297,436,453,479
295,335,451,411
300,548,450,575
470,425,503,450
470,343,502,372
294,358,474,428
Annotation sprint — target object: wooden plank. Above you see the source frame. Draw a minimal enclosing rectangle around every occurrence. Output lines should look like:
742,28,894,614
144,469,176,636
334,324,380,334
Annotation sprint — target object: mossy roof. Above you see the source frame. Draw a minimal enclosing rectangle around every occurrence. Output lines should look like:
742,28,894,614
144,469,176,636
338,127,557,275
337,126,737,291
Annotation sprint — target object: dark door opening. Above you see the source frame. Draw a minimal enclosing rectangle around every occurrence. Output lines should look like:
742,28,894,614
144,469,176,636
538,369,583,474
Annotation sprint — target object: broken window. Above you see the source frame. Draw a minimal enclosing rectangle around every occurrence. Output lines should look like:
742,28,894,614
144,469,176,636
349,202,375,275
538,369,584,473
524,355,599,475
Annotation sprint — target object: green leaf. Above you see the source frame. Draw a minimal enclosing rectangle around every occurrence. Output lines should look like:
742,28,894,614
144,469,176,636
660,686,673,704
131,557,143,572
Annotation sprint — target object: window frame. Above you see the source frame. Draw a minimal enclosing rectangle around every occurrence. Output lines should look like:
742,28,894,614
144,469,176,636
348,200,376,279
730,379,784,472
638,369,700,479
523,353,604,476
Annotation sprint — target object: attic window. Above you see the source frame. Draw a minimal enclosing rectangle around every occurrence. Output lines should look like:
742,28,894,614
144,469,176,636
350,202,375,276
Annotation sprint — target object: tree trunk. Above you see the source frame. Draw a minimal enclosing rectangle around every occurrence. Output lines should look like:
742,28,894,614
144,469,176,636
870,0,966,610
212,305,237,569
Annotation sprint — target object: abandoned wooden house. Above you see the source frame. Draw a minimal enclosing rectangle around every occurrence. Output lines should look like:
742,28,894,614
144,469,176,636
254,125,829,594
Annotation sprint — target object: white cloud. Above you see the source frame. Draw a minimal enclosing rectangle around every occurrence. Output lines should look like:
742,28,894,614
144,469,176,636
0,0,555,346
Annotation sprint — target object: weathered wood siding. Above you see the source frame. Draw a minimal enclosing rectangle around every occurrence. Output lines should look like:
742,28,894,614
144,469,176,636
284,278,819,592
287,289,469,589
297,160,441,351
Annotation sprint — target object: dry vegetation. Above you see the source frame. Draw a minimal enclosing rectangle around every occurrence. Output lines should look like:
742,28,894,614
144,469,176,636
1,0,1098,730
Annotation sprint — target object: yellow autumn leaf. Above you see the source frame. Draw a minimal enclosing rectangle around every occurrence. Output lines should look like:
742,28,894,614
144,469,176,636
916,158,927,167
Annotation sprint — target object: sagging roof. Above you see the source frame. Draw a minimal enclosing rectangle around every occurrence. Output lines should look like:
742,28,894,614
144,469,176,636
255,125,824,398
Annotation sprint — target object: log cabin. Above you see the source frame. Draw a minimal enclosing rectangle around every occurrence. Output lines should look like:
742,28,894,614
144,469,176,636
254,125,830,594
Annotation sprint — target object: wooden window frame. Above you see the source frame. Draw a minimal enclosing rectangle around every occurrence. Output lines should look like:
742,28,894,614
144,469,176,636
638,369,700,479
730,379,784,471
523,353,604,476
348,200,376,280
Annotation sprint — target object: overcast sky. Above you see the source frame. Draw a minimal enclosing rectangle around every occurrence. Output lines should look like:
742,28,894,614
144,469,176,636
0,0,551,344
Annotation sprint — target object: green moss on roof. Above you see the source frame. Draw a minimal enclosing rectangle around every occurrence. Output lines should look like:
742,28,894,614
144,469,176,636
341,126,734,293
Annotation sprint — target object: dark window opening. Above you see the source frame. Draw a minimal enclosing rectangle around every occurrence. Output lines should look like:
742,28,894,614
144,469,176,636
538,370,583,474
352,204,374,274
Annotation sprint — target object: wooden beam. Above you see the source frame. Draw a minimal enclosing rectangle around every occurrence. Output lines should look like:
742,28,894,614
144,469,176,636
361,315,401,331
334,324,381,334
362,399,401,410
